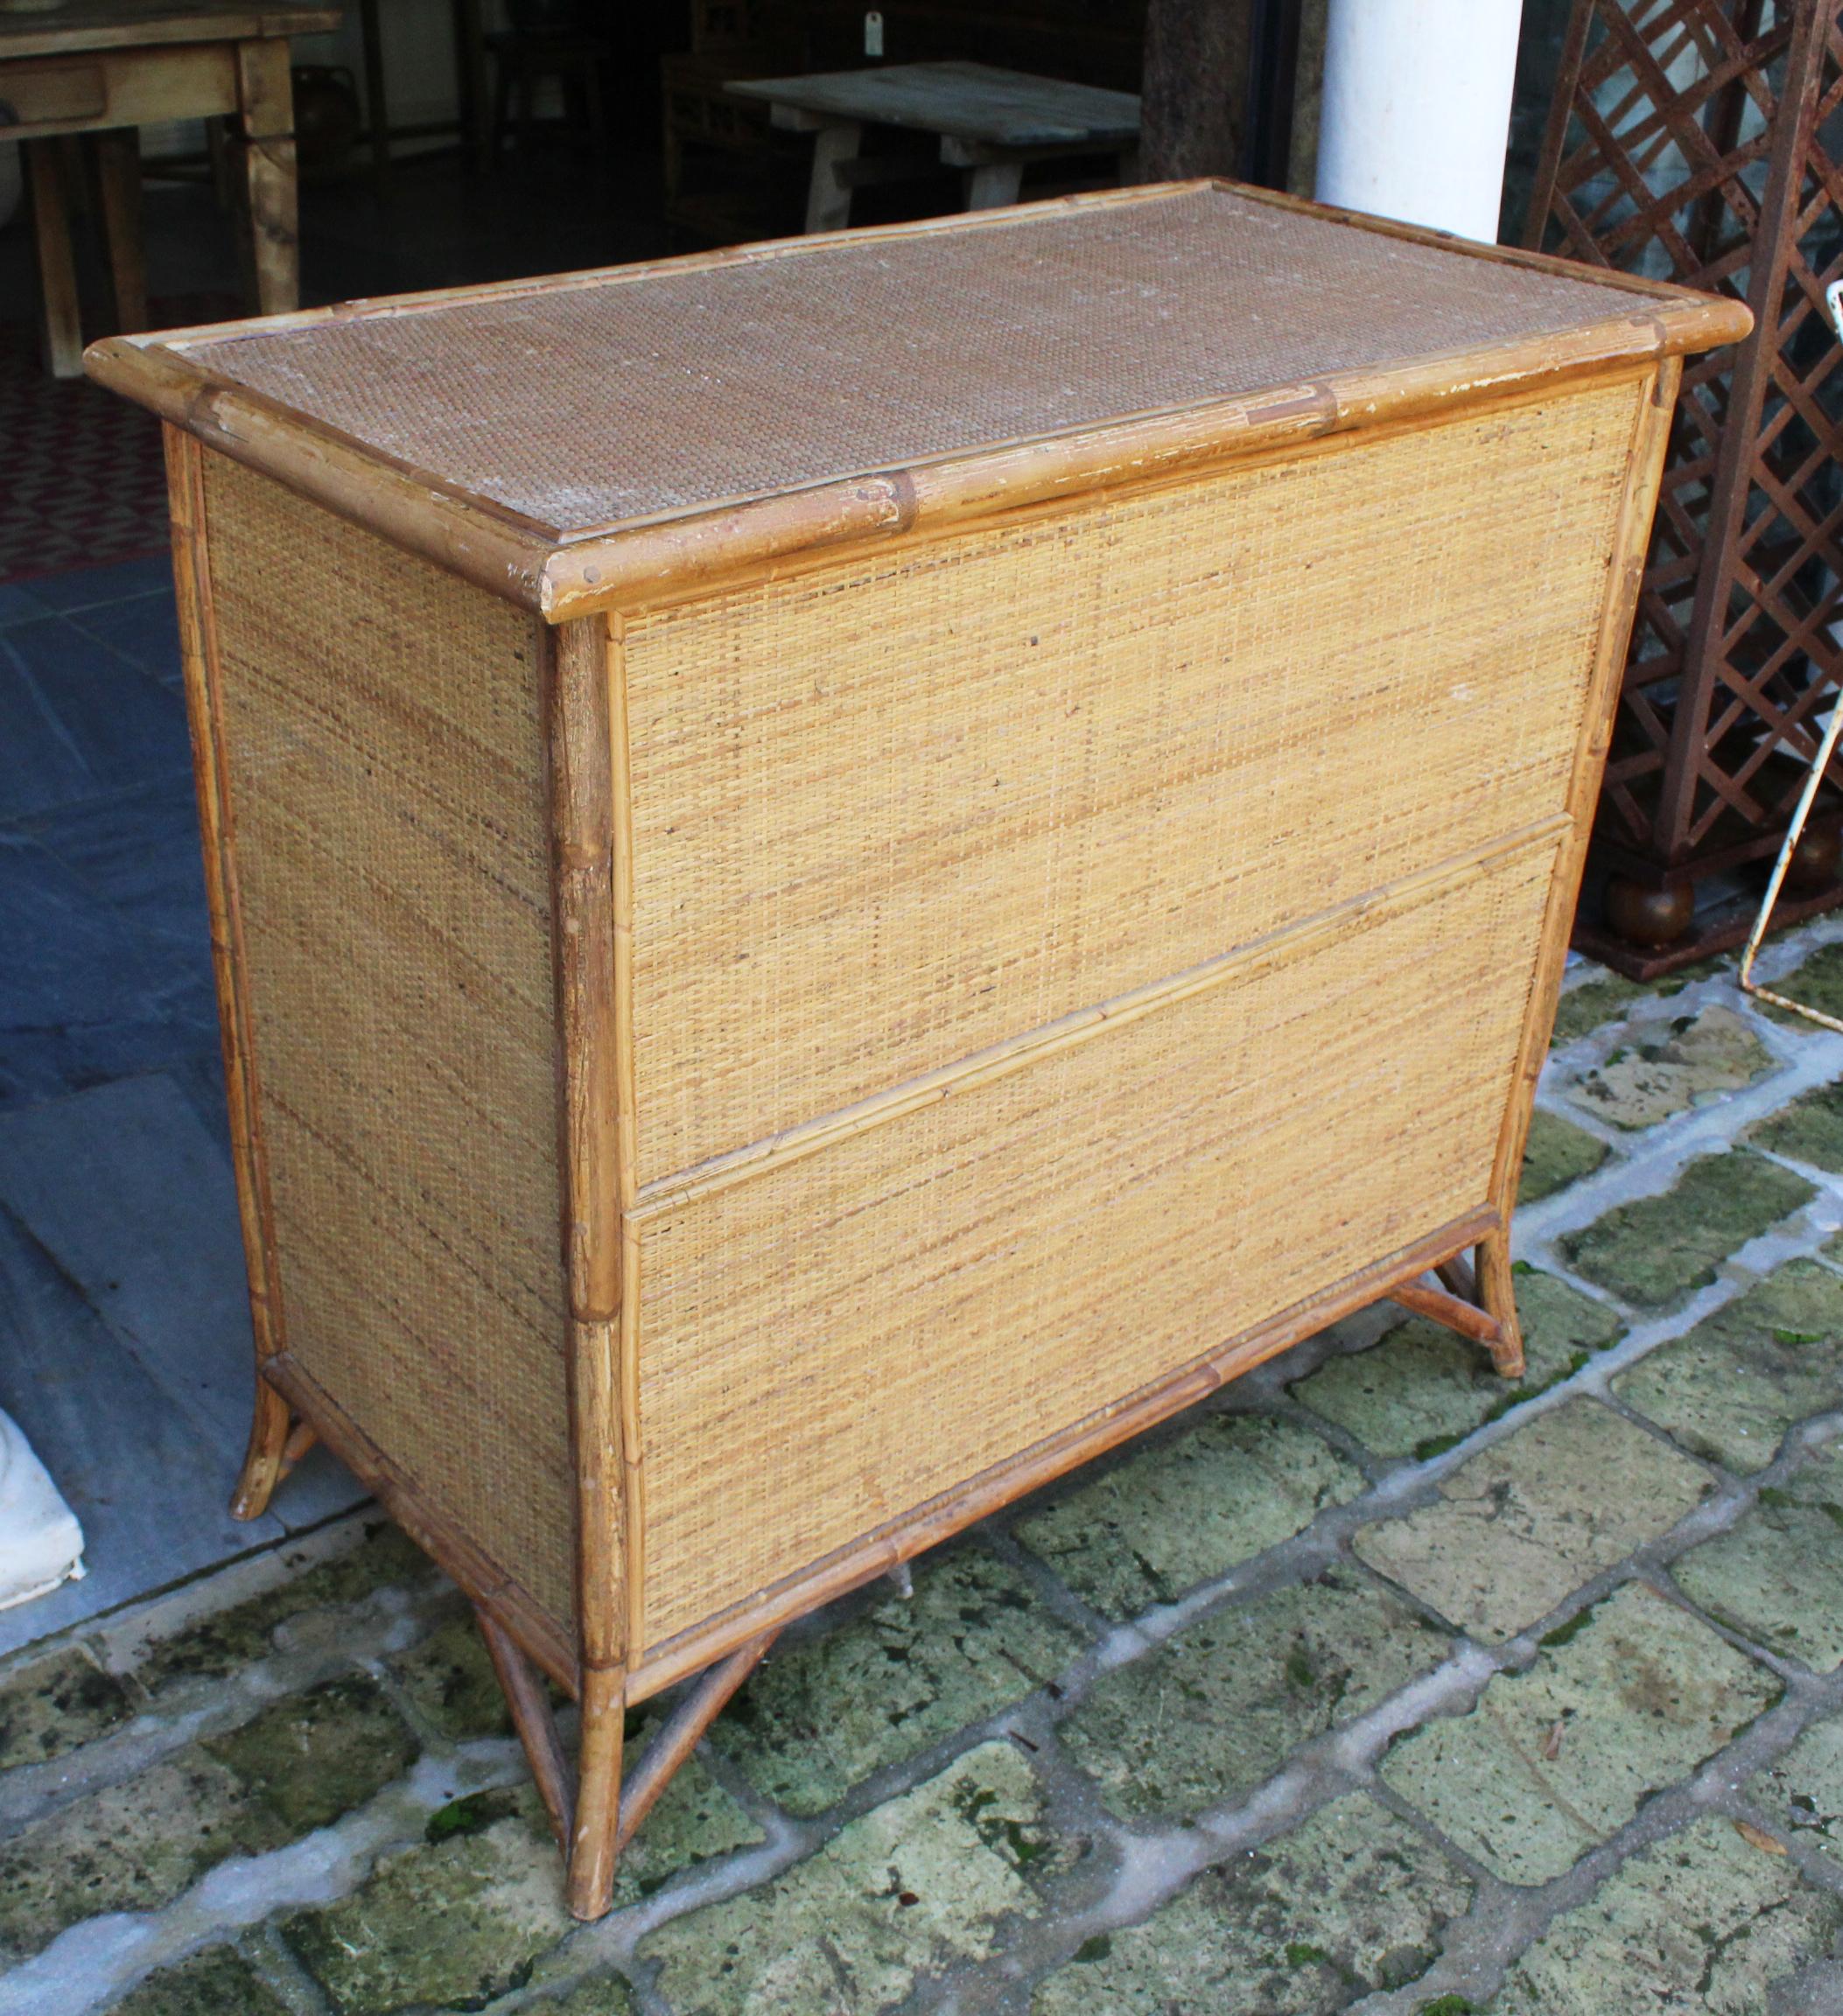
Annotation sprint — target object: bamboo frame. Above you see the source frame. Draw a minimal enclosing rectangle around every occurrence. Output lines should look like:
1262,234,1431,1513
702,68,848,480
118,192,1739,1922
88,180,1748,622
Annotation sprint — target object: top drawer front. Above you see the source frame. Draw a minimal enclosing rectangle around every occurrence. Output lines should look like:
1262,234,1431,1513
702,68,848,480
622,374,1642,1186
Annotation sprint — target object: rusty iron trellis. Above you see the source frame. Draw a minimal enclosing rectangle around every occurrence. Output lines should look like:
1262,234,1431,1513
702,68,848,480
1527,0,1843,977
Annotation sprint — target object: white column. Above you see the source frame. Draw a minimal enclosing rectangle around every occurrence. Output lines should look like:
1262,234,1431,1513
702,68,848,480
1315,0,1525,244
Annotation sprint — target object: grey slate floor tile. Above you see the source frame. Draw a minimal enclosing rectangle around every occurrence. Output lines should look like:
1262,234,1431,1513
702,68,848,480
0,1074,363,1532
0,1203,286,1656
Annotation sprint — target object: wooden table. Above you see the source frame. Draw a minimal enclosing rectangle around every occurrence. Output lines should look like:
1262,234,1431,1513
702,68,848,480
0,0,339,376
726,60,1141,233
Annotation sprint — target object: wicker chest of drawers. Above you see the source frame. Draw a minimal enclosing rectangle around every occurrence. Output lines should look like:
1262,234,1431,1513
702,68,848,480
88,181,1747,1914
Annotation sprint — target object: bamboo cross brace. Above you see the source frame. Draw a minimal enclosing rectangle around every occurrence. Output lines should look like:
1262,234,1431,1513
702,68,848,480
473,1606,777,1914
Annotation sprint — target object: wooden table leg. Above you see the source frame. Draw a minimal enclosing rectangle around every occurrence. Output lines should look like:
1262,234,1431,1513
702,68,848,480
964,158,1024,210
233,38,301,314
803,118,861,234
25,139,83,377
452,0,492,170
359,0,391,194
94,128,147,334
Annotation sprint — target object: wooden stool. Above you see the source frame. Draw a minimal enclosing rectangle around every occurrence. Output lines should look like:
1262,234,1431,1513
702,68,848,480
487,28,607,158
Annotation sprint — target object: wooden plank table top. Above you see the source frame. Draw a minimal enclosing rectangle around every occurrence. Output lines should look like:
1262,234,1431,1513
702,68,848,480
727,60,1142,230
0,0,338,60
1,0,337,377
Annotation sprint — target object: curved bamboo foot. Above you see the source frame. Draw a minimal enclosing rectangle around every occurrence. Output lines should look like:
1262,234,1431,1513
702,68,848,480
1386,1237,1524,1380
1475,1230,1525,1380
228,1378,316,1520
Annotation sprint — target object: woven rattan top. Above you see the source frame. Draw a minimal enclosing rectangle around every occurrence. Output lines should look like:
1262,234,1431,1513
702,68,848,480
88,181,1751,613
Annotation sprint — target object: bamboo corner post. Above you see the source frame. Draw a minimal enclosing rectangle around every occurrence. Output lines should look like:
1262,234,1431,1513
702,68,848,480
1526,0,1843,977
89,182,1747,1917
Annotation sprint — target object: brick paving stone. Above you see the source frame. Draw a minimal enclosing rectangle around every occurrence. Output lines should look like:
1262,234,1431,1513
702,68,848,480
1748,1077,1843,1171
109,1946,293,2016
0,1644,133,1773
0,1749,282,1961
1014,1414,1363,1621
639,1741,1051,2016
1380,1582,1778,1886
1030,1793,1472,2013
711,1545,1084,1815
1612,1259,1843,1474
1671,1442,1843,1670
136,1522,432,1690
284,1788,573,2015
201,1675,419,1836
501,1974,635,2015
1352,1400,1712,1644
1488,1816,1843,2013
389,1602,515,1742
0,1674,417,1962
1746,1710,1843,1870
1518,1111,1608,1204
1291,1270,1622,1462
1563,1005,1774,1132
1558,1152,1815,1309
288,1752,761,2014
1061,1566,1450,1824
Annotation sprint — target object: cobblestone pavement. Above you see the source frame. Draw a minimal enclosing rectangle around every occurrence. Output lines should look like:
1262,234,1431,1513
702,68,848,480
11,926,1843,2015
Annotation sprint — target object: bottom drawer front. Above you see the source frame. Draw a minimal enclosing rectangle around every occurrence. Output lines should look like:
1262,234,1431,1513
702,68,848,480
634,836,1559,1651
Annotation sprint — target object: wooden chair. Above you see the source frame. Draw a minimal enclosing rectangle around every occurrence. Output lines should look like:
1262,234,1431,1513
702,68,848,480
487,26,608,159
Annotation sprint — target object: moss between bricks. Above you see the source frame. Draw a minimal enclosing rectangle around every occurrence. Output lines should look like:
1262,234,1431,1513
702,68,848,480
0,1676,418,1963
0,1645,133,1774
109,1946,293,2016
711,1544,1083,1816
1558,1151,1814,1309
1014,1412,1363,1620
1747,1077,1843,1172
137,1522,432,1690
1291,1268,1622,1463
1519,1111,1609,1205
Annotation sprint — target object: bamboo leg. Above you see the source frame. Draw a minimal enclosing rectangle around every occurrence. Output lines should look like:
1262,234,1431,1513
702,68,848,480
229,1377,298,1520
563,1631,777,1921
1434,1253,1477,1302
566,1666,625,1921
478,1608,575,1849
1388,1238,1523,1380
1475,1229,1525,1379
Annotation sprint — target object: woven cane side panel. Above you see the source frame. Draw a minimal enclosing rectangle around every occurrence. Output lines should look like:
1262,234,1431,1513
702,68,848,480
200,455,577,1630
622,377,1643,1185
634,836,1559,1649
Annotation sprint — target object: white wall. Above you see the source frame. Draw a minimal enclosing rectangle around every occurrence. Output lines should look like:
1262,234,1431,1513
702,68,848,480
1315,0,1525,242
